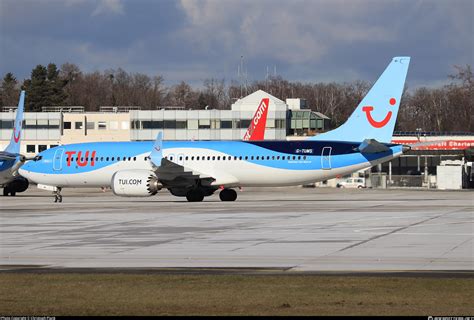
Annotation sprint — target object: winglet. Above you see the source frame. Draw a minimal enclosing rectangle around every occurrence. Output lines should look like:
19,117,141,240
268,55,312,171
5,90,25,154
150,132,163,167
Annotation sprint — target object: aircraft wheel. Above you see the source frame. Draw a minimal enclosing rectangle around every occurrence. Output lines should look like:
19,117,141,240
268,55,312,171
186,189,204,202
219,189,237,201
3,188,8,196
10,191,16,196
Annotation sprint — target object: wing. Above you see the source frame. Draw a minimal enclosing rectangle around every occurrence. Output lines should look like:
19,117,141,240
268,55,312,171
148,132,238,188
155,158,215,187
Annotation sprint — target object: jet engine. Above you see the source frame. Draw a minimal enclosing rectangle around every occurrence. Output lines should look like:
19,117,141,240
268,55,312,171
111,170,162,197
3,176,29,196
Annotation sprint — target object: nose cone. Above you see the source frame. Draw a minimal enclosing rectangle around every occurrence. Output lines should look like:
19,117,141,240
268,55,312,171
18,166,30,179
18,160,35,180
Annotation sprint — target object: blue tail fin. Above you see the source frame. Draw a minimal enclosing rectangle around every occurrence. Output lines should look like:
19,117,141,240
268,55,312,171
308,57,410,143
5,90,25,154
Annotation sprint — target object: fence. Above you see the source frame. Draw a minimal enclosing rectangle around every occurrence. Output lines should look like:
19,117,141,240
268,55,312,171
370,174,433,188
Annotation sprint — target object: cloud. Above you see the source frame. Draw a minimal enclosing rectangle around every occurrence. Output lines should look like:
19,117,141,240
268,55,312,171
92,0,125,16
178,0,395,64
0,0,472,89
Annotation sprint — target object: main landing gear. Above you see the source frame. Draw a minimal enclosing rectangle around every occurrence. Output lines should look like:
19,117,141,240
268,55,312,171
3,187,16,196
54,187,63,203
185,188,204,202
219,188,237,202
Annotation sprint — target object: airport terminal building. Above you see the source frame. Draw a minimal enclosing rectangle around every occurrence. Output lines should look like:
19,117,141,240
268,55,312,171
0,90,329,154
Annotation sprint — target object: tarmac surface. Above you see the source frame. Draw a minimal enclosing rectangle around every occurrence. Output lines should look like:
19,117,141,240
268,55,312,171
0,187,473,273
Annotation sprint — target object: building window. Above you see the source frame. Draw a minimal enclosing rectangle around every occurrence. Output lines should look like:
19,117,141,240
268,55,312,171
49,119,60,129
25,119,36,129
38,145,47,152
198,119,210,129
87,122,95,130
26,145,36,153
176,121,187,129
187,119,198,130
63,121,71,129
37,119,48,129
142,121,163,129
121,121,129,130
49,145,58,149
221,120,232,129
98,121,107,130
75,122,83,129
162,120,174,129
0,120,13,129
241,119,251,129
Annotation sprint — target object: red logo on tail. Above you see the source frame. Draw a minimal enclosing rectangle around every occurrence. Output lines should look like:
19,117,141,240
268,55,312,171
13,127,21,143
243,98,270,141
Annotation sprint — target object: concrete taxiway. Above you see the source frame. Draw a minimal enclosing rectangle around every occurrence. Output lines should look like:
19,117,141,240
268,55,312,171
0,187,473,272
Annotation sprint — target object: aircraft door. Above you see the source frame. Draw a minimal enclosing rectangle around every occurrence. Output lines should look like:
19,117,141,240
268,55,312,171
53,148,65,171
321,147,332,170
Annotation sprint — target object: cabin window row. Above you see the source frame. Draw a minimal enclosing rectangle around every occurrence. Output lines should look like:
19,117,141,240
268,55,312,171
70,156,137,162
163,155,307,161
69,154,308,163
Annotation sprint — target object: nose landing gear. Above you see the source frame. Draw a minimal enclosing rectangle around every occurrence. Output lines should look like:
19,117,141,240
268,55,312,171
54,187,63,203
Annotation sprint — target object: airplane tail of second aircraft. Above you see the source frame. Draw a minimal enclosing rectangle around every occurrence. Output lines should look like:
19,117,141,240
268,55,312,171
308,57,410,143
5,90,25,154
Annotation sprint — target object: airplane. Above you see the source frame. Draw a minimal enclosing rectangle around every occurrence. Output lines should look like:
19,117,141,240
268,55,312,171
0,90,33,196
19,57,410,203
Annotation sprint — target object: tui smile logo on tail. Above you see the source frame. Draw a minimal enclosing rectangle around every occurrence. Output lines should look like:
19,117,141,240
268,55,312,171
362,98,396,128
13,126,21,143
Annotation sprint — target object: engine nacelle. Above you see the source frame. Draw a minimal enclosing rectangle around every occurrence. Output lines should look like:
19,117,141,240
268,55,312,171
111,170,161,197
8,176,29,193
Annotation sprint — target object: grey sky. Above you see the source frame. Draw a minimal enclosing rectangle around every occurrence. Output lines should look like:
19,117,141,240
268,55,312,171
0,0,472,89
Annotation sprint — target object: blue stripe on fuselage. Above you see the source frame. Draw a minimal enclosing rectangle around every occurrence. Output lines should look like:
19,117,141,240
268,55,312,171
21,140,401,175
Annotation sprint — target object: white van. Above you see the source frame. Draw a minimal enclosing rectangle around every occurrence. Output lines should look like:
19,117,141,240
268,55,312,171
336,177,366,189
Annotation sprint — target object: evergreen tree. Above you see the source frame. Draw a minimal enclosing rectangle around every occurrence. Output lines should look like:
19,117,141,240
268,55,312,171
24,64,67,111
1,72,20,106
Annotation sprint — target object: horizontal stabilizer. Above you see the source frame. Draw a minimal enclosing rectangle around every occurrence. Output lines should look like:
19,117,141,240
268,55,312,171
357,139,390,154
0,151,20,161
